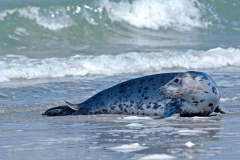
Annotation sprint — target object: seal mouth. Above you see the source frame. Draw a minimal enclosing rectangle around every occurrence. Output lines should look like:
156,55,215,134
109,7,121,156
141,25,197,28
164,91,181,99
159,87,181,98
170,91,181,97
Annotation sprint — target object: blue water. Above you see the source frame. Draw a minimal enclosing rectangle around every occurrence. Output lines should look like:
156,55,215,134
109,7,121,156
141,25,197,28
1,0,240,159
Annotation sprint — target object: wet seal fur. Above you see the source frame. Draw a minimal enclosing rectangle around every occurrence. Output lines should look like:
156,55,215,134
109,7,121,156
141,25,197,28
42,71,227,118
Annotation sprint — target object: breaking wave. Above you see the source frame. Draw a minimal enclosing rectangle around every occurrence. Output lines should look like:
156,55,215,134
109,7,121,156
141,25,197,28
0,47,239,82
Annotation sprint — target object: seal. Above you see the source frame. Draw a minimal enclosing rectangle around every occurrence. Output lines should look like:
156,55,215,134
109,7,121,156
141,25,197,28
42,71,227,117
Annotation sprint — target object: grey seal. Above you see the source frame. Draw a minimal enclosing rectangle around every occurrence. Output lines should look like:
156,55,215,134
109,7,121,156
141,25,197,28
42,71,227,117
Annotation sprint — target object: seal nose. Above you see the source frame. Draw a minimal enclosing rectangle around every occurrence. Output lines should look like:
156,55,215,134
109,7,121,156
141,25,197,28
158,87,166,96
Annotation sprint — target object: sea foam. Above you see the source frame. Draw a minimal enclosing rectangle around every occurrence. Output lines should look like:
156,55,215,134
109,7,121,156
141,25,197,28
0,6,74,30
0,47,240,82
108,143,149,153
101,0,216,31
139,154,176,160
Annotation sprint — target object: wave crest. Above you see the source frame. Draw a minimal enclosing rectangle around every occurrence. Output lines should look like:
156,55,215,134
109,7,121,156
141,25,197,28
0,47,239,82
101,0,216,31
0,6,74,30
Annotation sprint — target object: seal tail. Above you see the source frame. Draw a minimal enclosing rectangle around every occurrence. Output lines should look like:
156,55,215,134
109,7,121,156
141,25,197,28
42,101,84,116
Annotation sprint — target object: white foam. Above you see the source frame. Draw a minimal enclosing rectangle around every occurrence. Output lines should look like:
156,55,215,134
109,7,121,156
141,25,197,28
0,47,240,82
177,129,208,136
123,116,153,120
0,11,7,21
14,27,29,36
108,144,149,153
101,0,216,31
8,35,20,41
0,6,74,30
185,141,195,148
19,6,74,30
126,123,144,127
38,137,84,145
139,154,176,160
220,96,240,102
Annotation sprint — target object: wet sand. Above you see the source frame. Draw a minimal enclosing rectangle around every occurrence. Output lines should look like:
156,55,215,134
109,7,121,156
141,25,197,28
1,104,240,160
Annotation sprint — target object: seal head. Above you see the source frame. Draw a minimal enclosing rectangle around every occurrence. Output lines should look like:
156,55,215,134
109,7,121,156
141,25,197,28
159,71,221,117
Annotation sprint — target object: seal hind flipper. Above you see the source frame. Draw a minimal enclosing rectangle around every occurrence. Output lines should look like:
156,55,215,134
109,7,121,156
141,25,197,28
42,105,76,116
63,101,83,111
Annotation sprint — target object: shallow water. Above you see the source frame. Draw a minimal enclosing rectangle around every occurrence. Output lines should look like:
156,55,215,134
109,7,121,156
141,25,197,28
1,0,240,159
1,69,240,160
1,108,240,160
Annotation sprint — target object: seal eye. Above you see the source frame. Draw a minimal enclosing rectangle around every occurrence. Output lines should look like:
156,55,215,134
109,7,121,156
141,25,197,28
174,79,180,83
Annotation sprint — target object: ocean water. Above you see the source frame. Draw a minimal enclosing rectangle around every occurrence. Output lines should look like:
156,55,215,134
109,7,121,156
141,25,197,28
1,0,240,159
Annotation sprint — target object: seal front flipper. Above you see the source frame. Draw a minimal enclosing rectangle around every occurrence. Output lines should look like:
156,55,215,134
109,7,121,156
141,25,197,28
214,105,229,114
163,99,181,118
